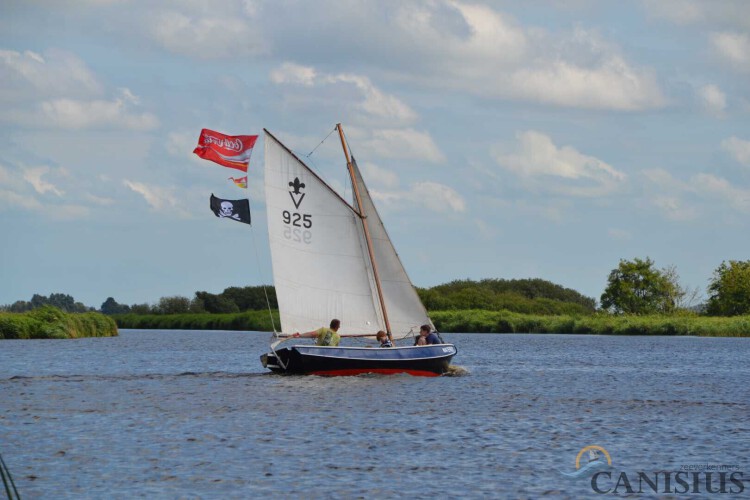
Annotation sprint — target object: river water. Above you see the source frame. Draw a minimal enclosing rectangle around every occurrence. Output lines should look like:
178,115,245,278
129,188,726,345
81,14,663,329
1,331,748,498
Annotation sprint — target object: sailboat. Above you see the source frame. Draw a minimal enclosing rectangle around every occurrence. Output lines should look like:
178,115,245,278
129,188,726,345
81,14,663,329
259,124,457,376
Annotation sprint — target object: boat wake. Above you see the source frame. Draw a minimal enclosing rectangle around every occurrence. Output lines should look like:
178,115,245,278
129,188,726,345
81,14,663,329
4,371,267,382
444,365,470,377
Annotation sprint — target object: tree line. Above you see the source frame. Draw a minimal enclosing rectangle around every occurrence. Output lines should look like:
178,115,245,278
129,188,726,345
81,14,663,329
2,259,748,317
600,258,750,316
99,279,598,317
2,293,92,313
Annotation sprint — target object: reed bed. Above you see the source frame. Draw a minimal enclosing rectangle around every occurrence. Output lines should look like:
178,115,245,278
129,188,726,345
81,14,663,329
114,310,280,332
0,306,118,339
430,310,750,337
111,309,750,337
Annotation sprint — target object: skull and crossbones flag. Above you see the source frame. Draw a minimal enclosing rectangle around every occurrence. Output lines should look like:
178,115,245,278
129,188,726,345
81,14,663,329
210,194,251,225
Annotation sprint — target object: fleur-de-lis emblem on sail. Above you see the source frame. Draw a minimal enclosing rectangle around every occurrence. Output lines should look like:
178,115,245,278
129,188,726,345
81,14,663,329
288,177,306,209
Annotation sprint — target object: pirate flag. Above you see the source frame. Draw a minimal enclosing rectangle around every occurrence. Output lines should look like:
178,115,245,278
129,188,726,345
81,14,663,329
210,194,251,225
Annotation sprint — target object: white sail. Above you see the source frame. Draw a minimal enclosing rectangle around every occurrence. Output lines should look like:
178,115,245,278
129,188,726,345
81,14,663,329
264,131,384,335
350,158,433,338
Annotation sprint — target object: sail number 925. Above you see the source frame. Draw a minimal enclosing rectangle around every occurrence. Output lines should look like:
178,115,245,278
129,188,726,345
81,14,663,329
282,210,312,228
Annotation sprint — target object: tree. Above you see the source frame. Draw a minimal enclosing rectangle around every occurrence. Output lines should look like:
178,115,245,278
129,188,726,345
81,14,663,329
100,297,130,315
194,291,239,314
8,300,32,312
600,257,682,314
156,296,191,314
220,286,277,311
129,303,153,314
706,260,750,316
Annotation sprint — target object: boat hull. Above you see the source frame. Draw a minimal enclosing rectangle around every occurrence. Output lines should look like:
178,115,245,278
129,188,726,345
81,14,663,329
260,344,457,377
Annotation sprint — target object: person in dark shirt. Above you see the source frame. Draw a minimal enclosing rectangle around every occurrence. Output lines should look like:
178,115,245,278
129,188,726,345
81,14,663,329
376,330,392,347
414,324,440,346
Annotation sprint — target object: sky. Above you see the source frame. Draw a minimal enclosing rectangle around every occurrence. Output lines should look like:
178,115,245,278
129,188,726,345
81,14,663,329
1,0,749,309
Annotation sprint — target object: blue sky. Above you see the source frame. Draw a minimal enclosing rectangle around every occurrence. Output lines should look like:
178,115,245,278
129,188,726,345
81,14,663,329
1,0,749,309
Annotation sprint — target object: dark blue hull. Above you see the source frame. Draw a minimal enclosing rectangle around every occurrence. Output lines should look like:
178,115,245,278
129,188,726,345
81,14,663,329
260,344,457,376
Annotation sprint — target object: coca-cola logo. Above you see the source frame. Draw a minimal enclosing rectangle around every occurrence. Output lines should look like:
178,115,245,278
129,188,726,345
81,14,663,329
204,135,244,152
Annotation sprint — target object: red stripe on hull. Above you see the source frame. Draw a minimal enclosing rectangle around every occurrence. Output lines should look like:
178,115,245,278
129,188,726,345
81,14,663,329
308,368,441,377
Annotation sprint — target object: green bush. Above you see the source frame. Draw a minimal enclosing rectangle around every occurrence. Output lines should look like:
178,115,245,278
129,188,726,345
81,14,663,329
0,306,117,339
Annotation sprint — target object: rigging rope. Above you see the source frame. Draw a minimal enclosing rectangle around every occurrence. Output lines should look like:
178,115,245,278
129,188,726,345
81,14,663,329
301,125,353,209
248,225,278,335
305,126,337,158
0,452,20,500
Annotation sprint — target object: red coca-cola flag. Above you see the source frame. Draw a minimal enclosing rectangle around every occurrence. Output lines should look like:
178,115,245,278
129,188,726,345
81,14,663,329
193,129,258,172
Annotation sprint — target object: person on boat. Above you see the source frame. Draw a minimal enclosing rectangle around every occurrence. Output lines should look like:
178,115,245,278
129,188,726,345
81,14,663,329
293,319,341,346
414,324,440,346
376,330,392,348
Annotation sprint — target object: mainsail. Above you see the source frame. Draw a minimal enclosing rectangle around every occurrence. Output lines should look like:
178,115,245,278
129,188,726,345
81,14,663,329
264,128,431,339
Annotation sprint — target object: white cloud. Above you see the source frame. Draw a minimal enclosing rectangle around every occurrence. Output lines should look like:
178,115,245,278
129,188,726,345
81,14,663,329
361,162,399,188
22,166,64,196
493,131,626,197
361,128,445,163
387,5,665,110
270,63,418,124
697,84,727,117
0,189,43,211
643,0,704,25
332,74,418,122
270,63,317,86
30,89,159,130
167,130,203,161
0,48,102,101
0,164,18,188
644,0,750,31
642,167,687,190
413,182,466,212
641,168,696,220
504,57,664,111
642,168,750,218
692,173,750,213
710,32,750,72
393,2,528,69
149,10,266,59
721,136,750,167
651,195,696,221
84,193,116,206
123,180,179,211
0,48,159,130
370,181,466,214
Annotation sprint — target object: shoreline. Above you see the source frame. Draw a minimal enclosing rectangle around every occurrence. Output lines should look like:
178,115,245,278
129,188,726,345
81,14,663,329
111,309,750,338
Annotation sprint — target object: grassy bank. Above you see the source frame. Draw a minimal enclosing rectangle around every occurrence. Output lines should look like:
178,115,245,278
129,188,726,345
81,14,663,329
0,306,118,339
114,309,279,332
430,309,750,337
111,309,750,337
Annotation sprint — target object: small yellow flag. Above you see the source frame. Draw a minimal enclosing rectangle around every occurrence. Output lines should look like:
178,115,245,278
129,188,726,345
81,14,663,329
228,176,247,189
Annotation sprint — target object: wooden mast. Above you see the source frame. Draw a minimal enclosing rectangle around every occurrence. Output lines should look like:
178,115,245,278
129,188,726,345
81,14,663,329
336,123,393,342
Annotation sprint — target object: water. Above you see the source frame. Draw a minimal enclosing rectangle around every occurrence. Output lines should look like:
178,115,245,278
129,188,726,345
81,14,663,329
1,331,748,498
